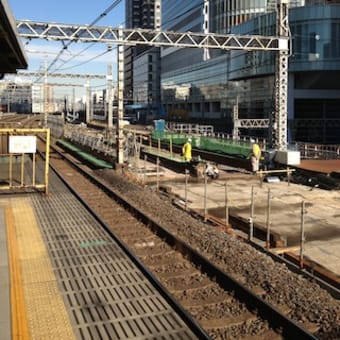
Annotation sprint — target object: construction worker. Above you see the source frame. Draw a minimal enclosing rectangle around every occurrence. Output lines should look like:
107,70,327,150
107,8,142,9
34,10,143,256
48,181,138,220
182,138,192,162
205,162,219,179
250,138,261,174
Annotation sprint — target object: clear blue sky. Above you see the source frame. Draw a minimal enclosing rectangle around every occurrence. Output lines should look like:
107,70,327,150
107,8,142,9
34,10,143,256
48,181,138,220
8,0,125,26
7,0,125,96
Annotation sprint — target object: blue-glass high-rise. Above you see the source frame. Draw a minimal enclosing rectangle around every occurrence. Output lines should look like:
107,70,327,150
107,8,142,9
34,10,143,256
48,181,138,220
127,0,340,143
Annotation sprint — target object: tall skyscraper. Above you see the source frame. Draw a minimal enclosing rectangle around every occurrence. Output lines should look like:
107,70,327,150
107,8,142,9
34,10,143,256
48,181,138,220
124,0,157,105
126,0,340,143
160,0,309,136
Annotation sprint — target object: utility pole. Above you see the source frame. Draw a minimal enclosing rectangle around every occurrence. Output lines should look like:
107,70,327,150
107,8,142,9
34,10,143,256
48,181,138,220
72,86,75,120
107,63,113,130
203,0,210,61
85,80,90,124
7,87,10,113
232,96,239,140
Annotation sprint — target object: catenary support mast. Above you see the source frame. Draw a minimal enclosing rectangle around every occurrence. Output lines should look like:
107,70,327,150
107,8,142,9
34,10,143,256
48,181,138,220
274,0,289,150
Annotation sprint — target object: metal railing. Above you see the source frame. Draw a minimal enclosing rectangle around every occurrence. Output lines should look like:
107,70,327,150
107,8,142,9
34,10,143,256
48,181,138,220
64,124,116,157
295,142,340,160
166,122,214,136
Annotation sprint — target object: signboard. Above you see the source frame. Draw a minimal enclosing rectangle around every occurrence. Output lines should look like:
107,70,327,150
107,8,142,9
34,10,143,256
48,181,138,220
9,135,37,154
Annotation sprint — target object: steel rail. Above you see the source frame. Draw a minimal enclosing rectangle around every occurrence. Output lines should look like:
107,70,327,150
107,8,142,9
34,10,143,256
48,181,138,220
144,141,340,297
43,141,317,339
37,143,210,340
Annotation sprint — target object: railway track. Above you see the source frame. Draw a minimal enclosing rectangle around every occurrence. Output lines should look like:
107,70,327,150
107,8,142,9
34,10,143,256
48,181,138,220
1,115,338,338
35,138,319,339
0,113,41,128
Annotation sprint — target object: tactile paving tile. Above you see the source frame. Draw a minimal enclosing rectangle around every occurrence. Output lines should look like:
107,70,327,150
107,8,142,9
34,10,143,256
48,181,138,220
9,197,75,340
30,173,197,339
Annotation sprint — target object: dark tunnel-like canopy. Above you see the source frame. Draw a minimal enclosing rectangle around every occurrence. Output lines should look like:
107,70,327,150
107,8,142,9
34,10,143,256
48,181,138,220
0,0,27,77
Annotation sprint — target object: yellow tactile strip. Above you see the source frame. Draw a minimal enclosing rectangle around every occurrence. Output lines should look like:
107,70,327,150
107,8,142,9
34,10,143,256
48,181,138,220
5,197,75,340
5,205,29,340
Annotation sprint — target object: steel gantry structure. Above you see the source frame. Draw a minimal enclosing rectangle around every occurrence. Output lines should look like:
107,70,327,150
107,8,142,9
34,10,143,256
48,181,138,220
16,0,289,163
17,22,285,52
3,71,108,126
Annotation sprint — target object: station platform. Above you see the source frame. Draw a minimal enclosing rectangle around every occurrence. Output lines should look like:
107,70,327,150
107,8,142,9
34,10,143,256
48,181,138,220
0,181,197,339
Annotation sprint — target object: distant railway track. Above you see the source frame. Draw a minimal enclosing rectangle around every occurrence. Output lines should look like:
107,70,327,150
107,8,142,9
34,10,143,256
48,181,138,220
0,113,41,128
34,139,320,339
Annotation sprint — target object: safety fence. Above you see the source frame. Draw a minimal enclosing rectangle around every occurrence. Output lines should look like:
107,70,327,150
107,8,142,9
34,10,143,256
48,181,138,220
171,175,321,270
295,142,340,159
166,122,214,135
0,128,50,194
64,124,116,157
47,115,64,138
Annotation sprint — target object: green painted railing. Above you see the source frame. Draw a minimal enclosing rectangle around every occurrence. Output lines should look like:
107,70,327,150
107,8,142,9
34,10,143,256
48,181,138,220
57,139,113,169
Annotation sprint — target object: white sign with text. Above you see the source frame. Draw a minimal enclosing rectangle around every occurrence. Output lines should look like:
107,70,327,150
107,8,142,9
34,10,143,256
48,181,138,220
9,136,37,154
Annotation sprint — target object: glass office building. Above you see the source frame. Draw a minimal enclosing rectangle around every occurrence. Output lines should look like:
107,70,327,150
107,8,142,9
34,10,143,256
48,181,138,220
162,0,223,124
229,4,340,143
125,0,157,104
210,0,304,33
125,0,162,120
124,1,340,142
160,0,303,130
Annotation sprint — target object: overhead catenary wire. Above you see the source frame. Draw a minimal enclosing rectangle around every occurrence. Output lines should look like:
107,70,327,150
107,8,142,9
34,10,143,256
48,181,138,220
52,44,117,73
57,49,114,72
52,44,101,72
47,0,123,73
25,1,202,78
33,0,123,83
32,2,209,78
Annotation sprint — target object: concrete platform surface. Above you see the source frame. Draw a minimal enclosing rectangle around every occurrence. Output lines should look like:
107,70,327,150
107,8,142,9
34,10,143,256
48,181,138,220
163,172,340,278
0,187,197,339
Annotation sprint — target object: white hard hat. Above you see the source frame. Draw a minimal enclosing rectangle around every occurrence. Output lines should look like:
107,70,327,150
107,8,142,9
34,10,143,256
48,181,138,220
188,138,192,142
250,138,255,143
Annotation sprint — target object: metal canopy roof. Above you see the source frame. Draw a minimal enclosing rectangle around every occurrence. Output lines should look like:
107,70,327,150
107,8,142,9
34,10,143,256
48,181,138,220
0,0,27,76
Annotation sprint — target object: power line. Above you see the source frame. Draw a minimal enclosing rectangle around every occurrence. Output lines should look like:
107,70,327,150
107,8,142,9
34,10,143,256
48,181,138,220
50,0,125,73
50,44,95,72
29,1,200,78
88,0,123,27
47,0,122,73
33,0,123,83
57,48,115,72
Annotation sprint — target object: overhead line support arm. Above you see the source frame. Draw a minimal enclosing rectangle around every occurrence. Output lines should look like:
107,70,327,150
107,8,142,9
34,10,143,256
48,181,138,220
16,21,288,52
